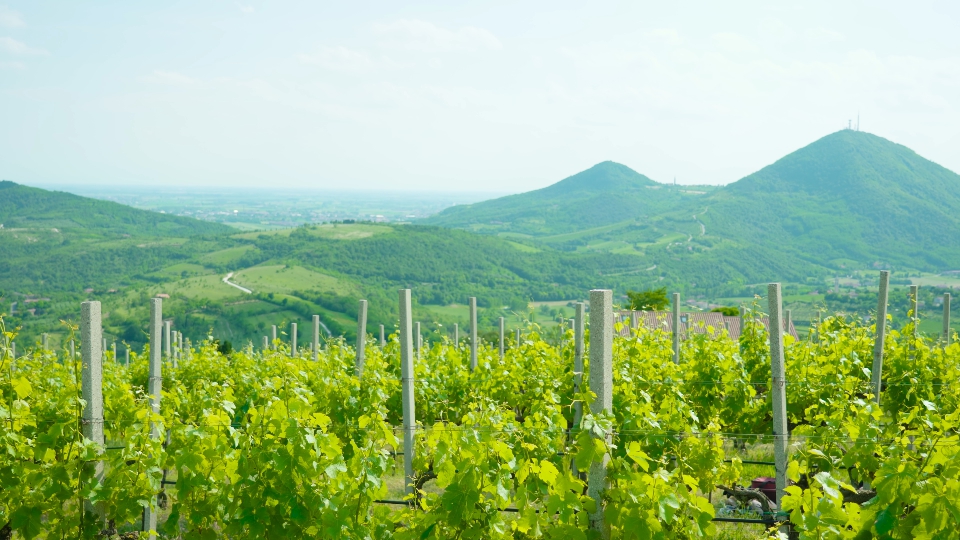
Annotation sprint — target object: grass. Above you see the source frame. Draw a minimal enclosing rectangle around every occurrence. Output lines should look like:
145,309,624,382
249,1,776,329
231,264,358,296
232,228,296,240
199,245,255,265
305,223,394,240
147,263,211,280
231,223,394,241
505,240,540,253
910,272,960,288
152,274,246,302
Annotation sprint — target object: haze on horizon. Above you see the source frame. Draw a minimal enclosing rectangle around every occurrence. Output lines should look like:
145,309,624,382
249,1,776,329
1,1,959,193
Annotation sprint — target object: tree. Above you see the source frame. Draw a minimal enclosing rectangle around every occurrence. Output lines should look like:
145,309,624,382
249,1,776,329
710,306,740,316
626,287,669,311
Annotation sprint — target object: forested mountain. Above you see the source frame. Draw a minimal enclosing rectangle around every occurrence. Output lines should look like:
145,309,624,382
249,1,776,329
425,161,717,235
702,130,960,268
0,181,229,237
5,130,959,351
427,130,960,272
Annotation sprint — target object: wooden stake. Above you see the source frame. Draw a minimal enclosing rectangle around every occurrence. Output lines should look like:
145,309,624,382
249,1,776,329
672,292,680,364
498,316,505,360
143,298,163,536
399,289,416,497
587,290,612,538
356,300,368,377
81,301,105,521
290,323,297,355
872,271,890,404
767,284,789,525
469,297,478,371
572,302,585,429
313,315,320,362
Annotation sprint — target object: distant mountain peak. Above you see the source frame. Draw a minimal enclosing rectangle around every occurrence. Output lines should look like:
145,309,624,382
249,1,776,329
543,161,657,195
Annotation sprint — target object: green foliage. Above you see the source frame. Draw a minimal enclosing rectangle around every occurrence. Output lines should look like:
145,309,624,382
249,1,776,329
424,161,698,236
710,307,740,316
627,287,670,311
6,303,960,538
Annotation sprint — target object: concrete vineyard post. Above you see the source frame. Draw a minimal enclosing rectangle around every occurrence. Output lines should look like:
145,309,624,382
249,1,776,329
453,323,459,347
516,328,521,348
785,309,792,333
124,348,130,365
291,323,298,356
767,283,789,527
80,301,104,519
263,335,269,351
944,293,952,346
42,333,48,350
356,300,368,377
499,317,505,361
271,325,277,350
671,292,680,364
587,290,613,538
469,297,478,371
630,311,638,333
572,302,585,430
143,298,163,536
313,315,320,362
399,289,416,497
379,324,385,348
102,338,107,359
112,342,117,364
872,271,890,404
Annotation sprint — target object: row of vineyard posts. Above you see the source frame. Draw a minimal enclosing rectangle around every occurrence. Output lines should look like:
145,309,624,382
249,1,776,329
7,271,954,537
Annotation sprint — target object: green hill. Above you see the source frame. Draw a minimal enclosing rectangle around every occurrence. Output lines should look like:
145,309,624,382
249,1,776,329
427,131,960,274
425,161,716,236
0,181,233,294
0,181,229,237
0,181,659,350
702,130,960,268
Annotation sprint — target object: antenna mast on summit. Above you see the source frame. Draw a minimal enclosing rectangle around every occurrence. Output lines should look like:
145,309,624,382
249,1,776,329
857,112,860,131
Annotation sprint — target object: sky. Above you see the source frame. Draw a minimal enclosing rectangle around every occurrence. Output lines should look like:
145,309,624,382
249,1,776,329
1,1,959,192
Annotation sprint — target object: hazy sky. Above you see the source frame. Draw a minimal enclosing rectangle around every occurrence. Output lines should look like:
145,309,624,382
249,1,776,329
2,1,959,191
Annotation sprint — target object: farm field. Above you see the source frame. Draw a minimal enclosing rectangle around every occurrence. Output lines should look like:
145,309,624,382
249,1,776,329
2,282,957,539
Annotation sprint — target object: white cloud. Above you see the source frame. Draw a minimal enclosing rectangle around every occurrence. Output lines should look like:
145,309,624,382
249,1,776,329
299,46,375,72
643,28,681,46
239,5,254,14
804,27,845,44
711,32,757,54
0,36,46,55
0,6,24,27
372,19,501,52
142,70,196,86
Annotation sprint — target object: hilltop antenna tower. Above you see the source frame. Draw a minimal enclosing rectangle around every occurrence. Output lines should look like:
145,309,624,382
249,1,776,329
857,112,860,131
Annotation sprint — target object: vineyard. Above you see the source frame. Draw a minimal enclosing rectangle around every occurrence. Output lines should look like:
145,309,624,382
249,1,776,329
1,276,959,540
